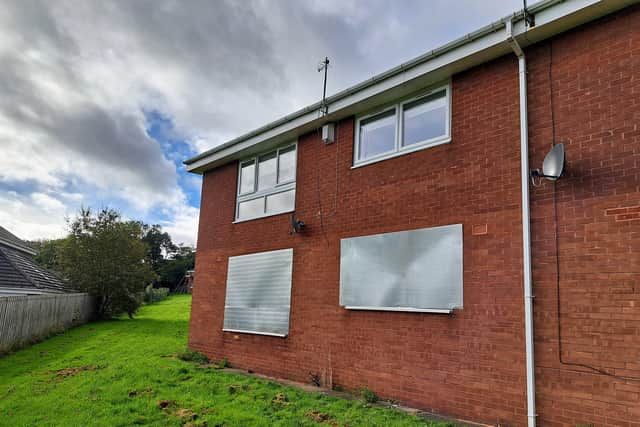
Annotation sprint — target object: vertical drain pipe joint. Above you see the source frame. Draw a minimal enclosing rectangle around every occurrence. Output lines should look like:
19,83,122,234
506,18,537,427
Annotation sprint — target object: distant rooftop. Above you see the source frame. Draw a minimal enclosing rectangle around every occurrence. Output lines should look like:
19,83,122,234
0,224,69,296
0,245,67,295
0,225,36,255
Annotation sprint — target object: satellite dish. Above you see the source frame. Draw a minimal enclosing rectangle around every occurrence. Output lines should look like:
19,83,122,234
531,143,565,182
542,143,565,180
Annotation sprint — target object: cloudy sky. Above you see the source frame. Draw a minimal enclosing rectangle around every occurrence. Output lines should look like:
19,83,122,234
0,0,520,246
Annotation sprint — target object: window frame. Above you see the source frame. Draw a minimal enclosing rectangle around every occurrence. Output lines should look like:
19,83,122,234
353,83,451,168
234,142,297,222
355,106,398,162
238,159,256,196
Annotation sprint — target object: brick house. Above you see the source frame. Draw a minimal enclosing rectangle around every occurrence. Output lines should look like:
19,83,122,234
185,1,640,425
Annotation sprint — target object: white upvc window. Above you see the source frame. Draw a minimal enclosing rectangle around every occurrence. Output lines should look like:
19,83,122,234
354,83,451,167
235,143,297,222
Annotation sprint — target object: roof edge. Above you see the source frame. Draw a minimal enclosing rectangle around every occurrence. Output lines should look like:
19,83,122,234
0,238,37,256
185,0,636,173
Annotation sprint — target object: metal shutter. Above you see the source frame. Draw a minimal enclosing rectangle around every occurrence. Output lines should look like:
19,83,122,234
223,248,293,337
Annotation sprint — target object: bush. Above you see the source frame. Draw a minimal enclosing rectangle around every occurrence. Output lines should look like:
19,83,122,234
144,285,169,303
59,208,156,319
176,350,209,364
360,387,378,404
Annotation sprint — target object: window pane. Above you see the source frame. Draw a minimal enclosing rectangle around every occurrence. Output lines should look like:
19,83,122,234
239,161,255,195
258,152,277,191
402,91,447,147
266,189,295,214
278,146,296,183
358,109,396,161
237,197,264,220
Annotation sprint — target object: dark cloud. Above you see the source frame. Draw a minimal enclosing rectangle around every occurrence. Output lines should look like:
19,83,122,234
0,0,519,242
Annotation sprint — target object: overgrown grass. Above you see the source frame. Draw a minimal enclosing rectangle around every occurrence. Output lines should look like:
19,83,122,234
0,295,454,426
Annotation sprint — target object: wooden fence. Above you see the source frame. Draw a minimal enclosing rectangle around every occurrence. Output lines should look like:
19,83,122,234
0,293,94,353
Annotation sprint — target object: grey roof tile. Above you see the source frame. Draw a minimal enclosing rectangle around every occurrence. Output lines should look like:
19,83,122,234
0,225,36,255
0,245,67,293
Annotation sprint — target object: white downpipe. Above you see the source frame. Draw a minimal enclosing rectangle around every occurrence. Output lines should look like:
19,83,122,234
506,19,536,427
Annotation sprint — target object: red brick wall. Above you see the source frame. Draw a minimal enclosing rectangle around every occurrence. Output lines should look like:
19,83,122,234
189,6,640,426
527,7,640,427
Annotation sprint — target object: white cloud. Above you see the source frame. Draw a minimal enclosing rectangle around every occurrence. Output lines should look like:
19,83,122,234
161,206,200,248
0,0,519,247
0,191,68,240
30,193,67,213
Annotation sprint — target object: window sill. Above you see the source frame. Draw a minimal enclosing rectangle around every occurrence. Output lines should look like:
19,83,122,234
232,208,294,224
223,328,287,338
343,306,453,314
351,136,451,169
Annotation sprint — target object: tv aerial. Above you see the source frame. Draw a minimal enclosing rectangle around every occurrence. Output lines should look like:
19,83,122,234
523,0,535,28
318,57,330,116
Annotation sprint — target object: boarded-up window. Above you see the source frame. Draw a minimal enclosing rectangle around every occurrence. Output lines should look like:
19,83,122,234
340,224,463,313
223,248,293,337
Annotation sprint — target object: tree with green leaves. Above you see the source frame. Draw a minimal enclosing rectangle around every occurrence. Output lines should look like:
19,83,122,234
29,238,66,272
134,222,177,273
59,208,156,319
132,221,194,291
157,245,195,291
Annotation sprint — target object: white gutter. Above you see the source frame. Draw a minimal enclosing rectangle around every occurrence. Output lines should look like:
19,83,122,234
185,0,636,174
506,19,536,427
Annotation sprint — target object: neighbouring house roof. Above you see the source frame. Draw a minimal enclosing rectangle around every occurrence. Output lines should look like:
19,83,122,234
0,225,36,255
0,226,67,296
184,0,637,174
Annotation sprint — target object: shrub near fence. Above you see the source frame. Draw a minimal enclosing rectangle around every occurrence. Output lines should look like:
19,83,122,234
0,293,94,354
143,285,169,303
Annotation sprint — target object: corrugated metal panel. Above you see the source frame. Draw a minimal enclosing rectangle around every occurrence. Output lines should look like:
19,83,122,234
223,248,293,337
340,224,463,313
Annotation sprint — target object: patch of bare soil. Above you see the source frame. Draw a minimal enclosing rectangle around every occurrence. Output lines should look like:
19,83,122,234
174,408,198,421
271,392,289,406
227,384,249,394
305,410,331,422
128,387,153,397
157,399,176,410
50,365,101,381
158,400,204,425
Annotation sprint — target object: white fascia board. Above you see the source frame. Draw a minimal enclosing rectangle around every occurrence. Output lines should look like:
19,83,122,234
185,0,636,174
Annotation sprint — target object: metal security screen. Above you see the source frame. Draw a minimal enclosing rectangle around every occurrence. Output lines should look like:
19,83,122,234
223,248,293,337
340,224,463,313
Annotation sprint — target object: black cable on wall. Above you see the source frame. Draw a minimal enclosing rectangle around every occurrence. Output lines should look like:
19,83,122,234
549,39,640,382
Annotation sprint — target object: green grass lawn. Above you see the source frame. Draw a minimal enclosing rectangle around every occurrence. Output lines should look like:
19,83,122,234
0,295,454,427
